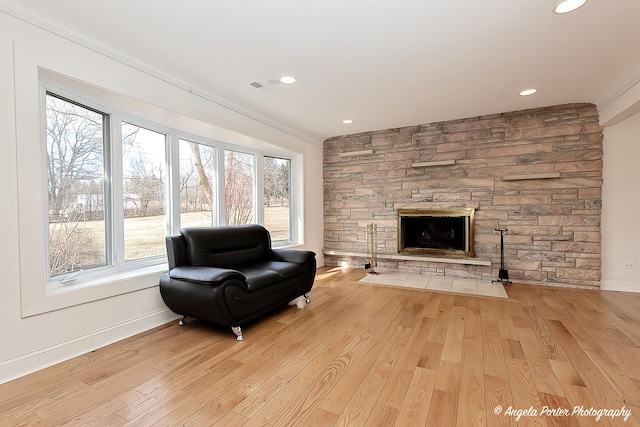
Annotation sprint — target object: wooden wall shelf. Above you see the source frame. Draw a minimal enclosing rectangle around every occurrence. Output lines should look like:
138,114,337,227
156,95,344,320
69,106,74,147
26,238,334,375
338,149,374,157
502,172,561,181
411,160,456,168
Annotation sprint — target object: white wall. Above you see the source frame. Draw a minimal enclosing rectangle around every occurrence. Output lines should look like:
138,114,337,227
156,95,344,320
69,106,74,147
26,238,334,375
0,10,324,384
601,111,640,292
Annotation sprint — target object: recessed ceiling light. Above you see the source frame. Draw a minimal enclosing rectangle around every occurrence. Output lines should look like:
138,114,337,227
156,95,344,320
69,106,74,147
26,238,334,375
279,76,296,84
554,0,587,14
342,119,354,124
519,88,538,96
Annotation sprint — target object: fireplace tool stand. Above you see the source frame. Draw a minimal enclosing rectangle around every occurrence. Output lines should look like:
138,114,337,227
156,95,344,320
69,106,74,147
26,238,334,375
365,223,379,275
492,228,512,285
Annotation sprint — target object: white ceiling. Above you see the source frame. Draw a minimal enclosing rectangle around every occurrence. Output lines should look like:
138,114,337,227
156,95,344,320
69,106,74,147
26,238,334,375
3,0,640,144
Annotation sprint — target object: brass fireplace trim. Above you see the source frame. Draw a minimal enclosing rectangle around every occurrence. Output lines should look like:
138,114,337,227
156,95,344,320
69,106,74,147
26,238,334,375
397,208,476,257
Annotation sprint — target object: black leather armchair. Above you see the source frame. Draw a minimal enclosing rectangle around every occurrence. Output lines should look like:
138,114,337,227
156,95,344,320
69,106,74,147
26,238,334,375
159,225,316,340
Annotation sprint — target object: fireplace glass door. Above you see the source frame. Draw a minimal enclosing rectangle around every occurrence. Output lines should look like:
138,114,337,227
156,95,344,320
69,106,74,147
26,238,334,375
398,208,475,257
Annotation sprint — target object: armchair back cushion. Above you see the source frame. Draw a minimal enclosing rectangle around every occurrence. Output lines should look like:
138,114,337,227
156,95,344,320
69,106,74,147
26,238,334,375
182,225,271,268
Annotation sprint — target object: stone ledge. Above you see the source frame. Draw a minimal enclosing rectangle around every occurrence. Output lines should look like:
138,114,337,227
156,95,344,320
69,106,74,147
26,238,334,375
323,249,492,266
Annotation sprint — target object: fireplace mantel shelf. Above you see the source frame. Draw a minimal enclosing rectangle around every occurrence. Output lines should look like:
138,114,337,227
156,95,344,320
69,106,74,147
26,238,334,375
322,249,491,266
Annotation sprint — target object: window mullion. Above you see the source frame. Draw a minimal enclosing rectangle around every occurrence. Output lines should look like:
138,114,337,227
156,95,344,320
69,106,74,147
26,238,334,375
110,112,126,269
291,155,299,244
217,145,226,225
167,133,181,235
255,153,264,226
102,112,114,268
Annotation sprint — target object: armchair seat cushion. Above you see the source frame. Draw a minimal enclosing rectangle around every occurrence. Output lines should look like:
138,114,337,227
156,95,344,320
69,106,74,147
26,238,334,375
251,261,307,279
169,266,245,285
236,267,282,291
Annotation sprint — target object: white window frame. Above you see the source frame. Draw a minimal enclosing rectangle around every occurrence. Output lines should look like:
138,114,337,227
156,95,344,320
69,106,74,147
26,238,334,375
116,115,172,268
17,79,167,317
262,153,296,247
41,91,176,287
42,88,116,283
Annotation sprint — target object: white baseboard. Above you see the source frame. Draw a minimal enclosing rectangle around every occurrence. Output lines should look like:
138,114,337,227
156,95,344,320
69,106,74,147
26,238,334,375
600,279,640,293
0,308,178,385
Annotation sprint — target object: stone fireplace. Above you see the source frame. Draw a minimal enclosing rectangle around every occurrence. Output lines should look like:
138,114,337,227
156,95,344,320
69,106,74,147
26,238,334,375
323,103,603,288
398,208,475,257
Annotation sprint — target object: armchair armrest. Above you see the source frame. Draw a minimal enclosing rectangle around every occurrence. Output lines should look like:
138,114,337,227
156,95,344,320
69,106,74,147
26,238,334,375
169,266,245,285
270,249,316,264
166,235,188,269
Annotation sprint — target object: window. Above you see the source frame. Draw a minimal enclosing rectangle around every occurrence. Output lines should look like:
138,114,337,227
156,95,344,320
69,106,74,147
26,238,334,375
38,87,300,301
179,139,217,227
45,93,109,278
45,94,172,282
121,122,167,262
264,156,292,245
224,149,255,225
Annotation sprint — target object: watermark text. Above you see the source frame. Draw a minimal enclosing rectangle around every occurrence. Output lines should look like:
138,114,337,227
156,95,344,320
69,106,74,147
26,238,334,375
493,405,632,422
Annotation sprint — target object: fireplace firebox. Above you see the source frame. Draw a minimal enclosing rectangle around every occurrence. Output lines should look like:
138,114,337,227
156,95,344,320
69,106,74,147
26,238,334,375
398,208,475,257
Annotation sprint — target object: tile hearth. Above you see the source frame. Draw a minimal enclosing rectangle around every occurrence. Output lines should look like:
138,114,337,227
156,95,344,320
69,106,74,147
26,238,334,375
357,270,508,298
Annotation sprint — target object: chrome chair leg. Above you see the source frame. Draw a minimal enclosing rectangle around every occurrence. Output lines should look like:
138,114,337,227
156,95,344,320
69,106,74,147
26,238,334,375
231,326,244,341
304,293,311,303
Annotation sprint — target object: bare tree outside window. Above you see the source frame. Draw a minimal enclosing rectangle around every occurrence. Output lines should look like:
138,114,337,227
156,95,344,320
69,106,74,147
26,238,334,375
179,140,216,227
225,150,254,225
46,93,107,277
179,147,292,241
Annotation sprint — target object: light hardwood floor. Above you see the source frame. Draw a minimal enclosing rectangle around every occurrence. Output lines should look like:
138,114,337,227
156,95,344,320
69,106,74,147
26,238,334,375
2,266,640,426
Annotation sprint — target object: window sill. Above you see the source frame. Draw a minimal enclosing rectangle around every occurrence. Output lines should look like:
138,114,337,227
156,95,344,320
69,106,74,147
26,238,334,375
22,263,169,318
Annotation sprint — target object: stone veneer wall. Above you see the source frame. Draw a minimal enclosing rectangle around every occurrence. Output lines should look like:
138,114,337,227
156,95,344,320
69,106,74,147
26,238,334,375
323,103,603,288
